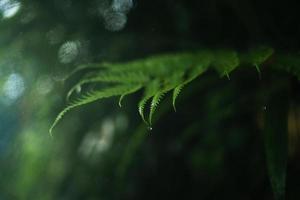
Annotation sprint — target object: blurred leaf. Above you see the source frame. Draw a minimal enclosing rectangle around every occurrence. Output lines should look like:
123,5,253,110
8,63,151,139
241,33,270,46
264,86,288,200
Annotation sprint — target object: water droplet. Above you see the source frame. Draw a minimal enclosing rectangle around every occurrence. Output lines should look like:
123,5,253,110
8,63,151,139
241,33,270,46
147,126,152,131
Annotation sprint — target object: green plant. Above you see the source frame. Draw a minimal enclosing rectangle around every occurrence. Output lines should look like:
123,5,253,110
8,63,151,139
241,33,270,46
50,47,276,132
50,47,299,200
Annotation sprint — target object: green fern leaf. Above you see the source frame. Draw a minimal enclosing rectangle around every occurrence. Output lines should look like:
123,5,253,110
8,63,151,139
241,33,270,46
66,71,149,101
264,88,288,200
273,54,300,79
242,47,274,76
212,50,239,78
149,92,165,125
172,84,184,112
118,85,143,107
246,46,274,65
66,62,111,80
171,56,211,112
51,47,300,134
50,84,137,135
138,80,160,124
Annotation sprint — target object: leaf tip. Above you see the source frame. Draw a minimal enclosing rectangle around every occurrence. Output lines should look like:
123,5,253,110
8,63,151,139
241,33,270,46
118,97,123,108
172,85,184,113
255,64,262,79
49,126,54,137
173,104,177,112
225,71,230,80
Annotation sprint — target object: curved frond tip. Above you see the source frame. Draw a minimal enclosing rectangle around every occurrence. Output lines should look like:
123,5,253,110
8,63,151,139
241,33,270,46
172,84,184,112
149,92,165,125
49,84,138,135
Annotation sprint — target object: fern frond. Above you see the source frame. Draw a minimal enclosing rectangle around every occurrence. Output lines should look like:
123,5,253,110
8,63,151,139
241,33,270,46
171,57,212,112
172,84,184,112
50,47,300,134
66,63,111,80
66,70,149,101
50,84,137,135
245,46,274,66
149,91,165,125
212,50,239,78
138,98,149,124
273,54,300,79
242,47,274,77
146,70,192,124
138,80,160,124
118,85,143,107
